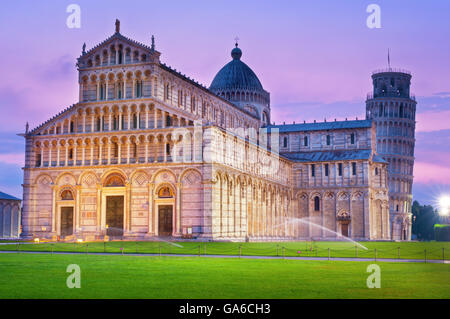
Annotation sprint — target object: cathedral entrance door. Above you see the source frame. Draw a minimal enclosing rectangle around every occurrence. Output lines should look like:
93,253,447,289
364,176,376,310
61,207,74,237
341,223,349,237
158,205,173,236
106,196,124,238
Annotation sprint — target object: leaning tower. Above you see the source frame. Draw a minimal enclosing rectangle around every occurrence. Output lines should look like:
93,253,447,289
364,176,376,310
366,68,417,240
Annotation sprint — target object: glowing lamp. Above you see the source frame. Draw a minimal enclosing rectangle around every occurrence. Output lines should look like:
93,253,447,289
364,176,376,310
77,239,83,243
34,238,40,243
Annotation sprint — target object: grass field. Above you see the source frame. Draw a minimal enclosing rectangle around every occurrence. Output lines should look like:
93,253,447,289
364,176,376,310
1,240,449,260
0,253,448,299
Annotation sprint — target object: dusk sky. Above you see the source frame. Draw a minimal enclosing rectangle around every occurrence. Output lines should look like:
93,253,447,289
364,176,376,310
0,0,449,205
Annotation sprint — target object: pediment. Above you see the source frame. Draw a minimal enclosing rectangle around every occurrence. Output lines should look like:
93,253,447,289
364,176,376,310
77,33,160,69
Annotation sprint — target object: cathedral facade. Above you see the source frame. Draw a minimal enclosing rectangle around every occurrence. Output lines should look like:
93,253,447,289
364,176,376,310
20,21,414,241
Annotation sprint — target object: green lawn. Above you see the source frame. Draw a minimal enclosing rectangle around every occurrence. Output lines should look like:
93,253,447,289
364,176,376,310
0,253,448,298
1,240,449,260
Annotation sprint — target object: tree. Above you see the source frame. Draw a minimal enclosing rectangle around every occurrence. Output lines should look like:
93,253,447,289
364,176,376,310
411,201,439,240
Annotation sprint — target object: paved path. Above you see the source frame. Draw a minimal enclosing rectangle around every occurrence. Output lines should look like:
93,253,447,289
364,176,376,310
0,250,448,264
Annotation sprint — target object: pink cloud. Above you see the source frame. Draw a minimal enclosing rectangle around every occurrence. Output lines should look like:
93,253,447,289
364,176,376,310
414,161,450,184
416,110,450,132
0,153,24,166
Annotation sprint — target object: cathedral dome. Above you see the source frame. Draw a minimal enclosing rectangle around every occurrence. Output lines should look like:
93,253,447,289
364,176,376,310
209,43,270,126
210,44,264,92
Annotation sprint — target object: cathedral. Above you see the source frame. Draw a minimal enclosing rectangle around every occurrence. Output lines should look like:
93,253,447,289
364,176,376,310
20,21,416,241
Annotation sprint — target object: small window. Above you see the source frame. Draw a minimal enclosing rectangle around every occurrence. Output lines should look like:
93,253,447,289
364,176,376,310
314,196,320,211
350,133,355,145
69,148,73,160
133,114,138,129
283,137,288,148
396,204,399,212
70,121,74,133
352,162,356,175
338,163,343,176
311,164,315,177
326,135,331,146
304,136,308,147
113,142,118,157
325,164,329,176
166,143,171,156
375,167,379,175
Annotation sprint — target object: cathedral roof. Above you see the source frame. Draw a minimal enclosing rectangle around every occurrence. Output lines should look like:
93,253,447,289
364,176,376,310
282,149,386,163
209,44,265,92
267,119,373,133
0,191,21,201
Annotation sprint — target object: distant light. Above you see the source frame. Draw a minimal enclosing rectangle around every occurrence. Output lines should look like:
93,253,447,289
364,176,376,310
439,196,450,216
77,239,83,243
34,238,40,243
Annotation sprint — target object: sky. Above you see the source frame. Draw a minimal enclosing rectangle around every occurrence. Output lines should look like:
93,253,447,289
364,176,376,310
0,0,449,206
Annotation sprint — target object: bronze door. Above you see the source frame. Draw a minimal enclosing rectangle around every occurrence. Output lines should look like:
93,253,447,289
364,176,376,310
341,223,349,237
106,196,124,237
61,207,74,237
158,205,173,236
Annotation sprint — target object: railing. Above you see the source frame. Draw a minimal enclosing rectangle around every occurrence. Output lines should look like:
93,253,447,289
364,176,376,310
366,92,416,101
372,68,411,75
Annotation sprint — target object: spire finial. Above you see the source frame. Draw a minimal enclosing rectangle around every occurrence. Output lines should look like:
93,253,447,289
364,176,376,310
115,19,120,33
25,122,29,134
388,48,391,70
82,42,86,55
234,36,239,47
151,35,155,51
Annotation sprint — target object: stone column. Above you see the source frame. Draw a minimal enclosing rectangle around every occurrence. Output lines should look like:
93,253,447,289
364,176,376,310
40,146,44,167
137,111,140,129
118,143,122,164
56,145,60,167
107,142,111,165
127,142,130,164
145,109,149,129
73,144,77,166
48,145,52,167
51,185,57,233
65,146,68,167
81,143,85,165
125,182,131,233
145,142,148,163
154,108,158,128
173,141,177,162
175,182,182,236
99,143,102,164
96,183,102,234
147,183,154,235
75,185,81,235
